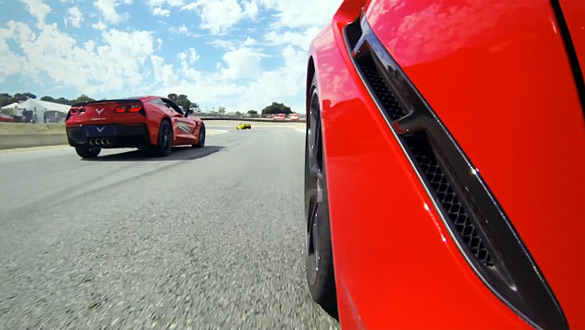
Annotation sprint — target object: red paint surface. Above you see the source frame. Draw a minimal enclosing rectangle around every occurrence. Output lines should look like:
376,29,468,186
309,0,584,328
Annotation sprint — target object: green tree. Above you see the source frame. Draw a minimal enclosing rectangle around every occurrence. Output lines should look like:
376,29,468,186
0,93,15,107
235,111,242,117
54,97,71,105
247,110,258,115
261,102,292,115
218,106,226,115
23,92,36,99
175,94,192,110
190,102,200,111
13,93,27,101
167,93,178,102
41,96,55,102
73,94,95,104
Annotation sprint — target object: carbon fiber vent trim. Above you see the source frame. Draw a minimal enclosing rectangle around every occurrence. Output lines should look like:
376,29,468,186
345,19,362,50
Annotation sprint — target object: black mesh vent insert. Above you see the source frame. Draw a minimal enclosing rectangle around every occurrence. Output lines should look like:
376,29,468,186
345,19,362,50
407,136,493,267
356,56,406,120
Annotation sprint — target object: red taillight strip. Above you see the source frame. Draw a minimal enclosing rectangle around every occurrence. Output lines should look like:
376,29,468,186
115,104,143,113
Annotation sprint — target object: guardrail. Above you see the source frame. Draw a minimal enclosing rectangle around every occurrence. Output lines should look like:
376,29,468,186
197,116,306,123
0,134,67,149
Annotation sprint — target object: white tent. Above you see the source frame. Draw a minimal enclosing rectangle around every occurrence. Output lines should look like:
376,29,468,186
4,99,71,123
19,99,70,113
0,102,21,111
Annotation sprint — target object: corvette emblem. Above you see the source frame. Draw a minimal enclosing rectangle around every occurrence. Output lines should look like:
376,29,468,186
97,126,105,133
95,108,104,115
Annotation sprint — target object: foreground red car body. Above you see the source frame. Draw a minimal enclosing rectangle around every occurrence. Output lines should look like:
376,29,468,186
305,0,584,329
66,96,205,158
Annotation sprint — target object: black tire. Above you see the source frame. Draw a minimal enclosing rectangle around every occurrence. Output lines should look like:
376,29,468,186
75,146,101,159
305,76,337,315
154,120,173,156
193,124,205,148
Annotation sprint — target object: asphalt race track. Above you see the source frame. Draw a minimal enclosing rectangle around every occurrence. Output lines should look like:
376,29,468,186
0,124,339,329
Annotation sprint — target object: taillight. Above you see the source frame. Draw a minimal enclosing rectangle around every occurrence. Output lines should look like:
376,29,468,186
115,104,143,113
67,107,84,120
128,105,142,112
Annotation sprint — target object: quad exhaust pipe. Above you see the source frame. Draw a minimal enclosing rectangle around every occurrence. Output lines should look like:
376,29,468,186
89,138,114,146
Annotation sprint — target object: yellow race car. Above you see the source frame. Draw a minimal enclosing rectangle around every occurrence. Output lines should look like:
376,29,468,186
236,123,252,130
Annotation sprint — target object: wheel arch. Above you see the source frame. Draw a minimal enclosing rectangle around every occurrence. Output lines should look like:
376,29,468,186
149,116,172,145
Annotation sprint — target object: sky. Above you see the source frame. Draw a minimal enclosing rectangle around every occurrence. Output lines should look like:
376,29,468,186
0,0,343,113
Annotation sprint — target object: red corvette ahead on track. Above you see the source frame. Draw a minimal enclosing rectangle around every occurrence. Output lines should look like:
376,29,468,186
66,96,205,159
305,0,584,329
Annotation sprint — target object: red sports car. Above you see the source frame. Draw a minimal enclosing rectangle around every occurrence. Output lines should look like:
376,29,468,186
66,96,205,158
305,0,584,329
0,114,13,122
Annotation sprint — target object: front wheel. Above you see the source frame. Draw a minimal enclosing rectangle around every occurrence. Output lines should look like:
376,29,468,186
193,124,205,148
75,146,101,159
305,76,337,315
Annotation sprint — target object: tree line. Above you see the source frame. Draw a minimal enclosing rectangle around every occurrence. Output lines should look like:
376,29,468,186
1,92,296,116
0,92,97,107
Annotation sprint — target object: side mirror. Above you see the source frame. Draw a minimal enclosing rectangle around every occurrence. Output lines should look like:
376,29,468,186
186,109,194,117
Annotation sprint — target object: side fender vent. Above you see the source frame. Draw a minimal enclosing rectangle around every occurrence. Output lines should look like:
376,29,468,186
343,16,567,330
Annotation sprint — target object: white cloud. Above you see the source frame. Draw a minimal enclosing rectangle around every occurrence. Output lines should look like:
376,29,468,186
91,21,107,30
0,39,22,83
169,24,202,37
219,47,265,80
178,48,199,64
152,7,170,16
208,36,257,51
188,48,199,64
148,0,184,6
258,0,341,29
264,27,321,49
239,45,305,110
21,0,51,27
65,6,84,28
181,0,260,35
150,55,179,86
93,0,130,24
3,21,154,95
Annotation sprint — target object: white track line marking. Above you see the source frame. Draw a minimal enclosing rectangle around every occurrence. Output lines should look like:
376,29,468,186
207,129,228,136
295,128,305,133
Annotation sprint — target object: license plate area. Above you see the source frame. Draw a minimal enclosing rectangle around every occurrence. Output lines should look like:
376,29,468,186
85,125,116,137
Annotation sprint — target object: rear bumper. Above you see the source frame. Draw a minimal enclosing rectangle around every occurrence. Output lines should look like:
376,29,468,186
66,124,150,148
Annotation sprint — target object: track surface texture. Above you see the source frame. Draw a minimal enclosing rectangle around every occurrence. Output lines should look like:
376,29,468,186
0,124,339,329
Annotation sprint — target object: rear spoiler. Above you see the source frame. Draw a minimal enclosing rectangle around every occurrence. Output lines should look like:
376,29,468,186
71,99,142,107
67,99,145,121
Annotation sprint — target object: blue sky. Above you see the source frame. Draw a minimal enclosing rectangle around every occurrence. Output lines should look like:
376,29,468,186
0,0,342,113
